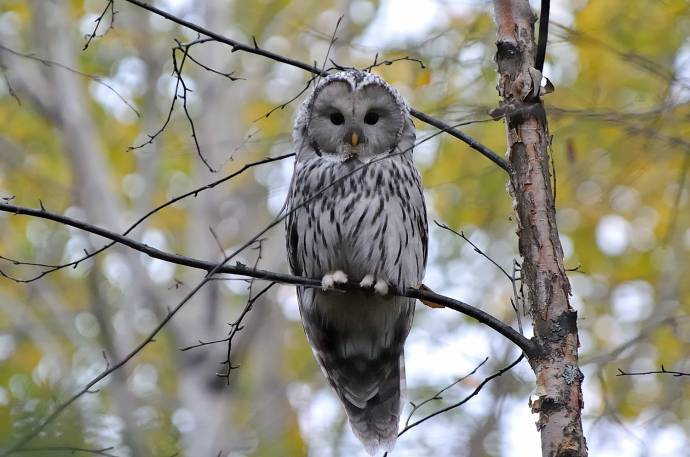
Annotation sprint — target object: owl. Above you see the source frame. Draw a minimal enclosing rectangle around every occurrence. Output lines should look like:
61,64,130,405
285,70,428,455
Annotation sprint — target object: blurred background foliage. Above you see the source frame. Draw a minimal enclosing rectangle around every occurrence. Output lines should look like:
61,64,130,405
0,0,689,456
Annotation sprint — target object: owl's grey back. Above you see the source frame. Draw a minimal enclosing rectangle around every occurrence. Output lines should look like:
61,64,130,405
286,71,427,455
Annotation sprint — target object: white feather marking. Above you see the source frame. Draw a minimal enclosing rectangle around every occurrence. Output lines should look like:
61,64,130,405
321,270,348,291
374,279,389,296
359,274,375,288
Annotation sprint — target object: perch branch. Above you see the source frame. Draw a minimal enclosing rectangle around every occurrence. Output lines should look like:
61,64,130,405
0,201,535,356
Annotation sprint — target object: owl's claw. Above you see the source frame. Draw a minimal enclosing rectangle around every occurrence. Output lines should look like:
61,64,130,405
359,274,375,289
321,270,348,291
359,274,389,296
374,279,389,296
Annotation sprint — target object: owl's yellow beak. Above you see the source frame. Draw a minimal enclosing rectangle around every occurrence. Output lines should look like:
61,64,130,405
350,132,359,146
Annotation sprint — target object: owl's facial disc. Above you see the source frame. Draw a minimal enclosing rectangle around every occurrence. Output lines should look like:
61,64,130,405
307,80,404,161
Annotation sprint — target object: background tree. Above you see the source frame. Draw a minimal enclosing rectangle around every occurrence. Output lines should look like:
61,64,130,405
0,0,688,456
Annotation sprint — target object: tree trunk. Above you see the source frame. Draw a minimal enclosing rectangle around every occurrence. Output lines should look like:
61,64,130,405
492,1,588,456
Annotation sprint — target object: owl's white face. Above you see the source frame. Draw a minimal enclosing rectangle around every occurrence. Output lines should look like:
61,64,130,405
306,79,405,161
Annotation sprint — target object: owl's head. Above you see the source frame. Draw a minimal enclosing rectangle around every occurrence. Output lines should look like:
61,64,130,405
296,70,411,161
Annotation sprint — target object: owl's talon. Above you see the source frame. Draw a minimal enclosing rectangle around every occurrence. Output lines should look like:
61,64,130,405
374,279,389,296
359,274,375,289
322,270,348,291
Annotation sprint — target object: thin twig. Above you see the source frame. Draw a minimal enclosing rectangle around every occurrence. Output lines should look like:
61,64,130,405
179,336,231,352
216,239,269,382
397,354,524,437
404,357,489,429
616,365,690,377
0,44,139,117
408,108,510,172
663,152,689,244
316,16,342,86
13,446,117,457
435,221,512,281
172,39,214,172
128,37,241,163
435,221,524,333
0,153,294,282
83,0,117,51
363,55,426,72
512,260,526,329
184,53,243,81
0,64,20,105
252,74,319,122
216,282,275,381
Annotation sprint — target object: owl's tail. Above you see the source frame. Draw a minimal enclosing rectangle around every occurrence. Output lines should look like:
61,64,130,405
340,355,405,456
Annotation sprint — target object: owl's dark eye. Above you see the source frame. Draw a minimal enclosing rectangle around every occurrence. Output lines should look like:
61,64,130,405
330,112,345,125
364,111,379,125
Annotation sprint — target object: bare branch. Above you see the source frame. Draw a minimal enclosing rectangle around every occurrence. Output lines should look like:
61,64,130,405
404,357,489,429
1,206,279,455
252,74,319,122
128,37,242,165
172,39,214,172
0,44,139,117
215,238,269,382
179,336,231,352
397,354,524,438
363,55,426,72
435,220,524,333
0,199,534,355
663,152,689,244
0,63,20,105
316,15,342,86
177,38,244,81
217,282,275,381
0,153,294,282
617,366,690,378
434,221,512,281
13,446,117,457
83,0,117,51
119,0,509,172
408,108,510,172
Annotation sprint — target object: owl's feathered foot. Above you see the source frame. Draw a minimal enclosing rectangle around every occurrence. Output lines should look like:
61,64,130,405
321,270,348,291
359,274,389,296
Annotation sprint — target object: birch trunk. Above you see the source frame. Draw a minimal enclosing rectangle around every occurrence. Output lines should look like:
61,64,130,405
492,1,588,456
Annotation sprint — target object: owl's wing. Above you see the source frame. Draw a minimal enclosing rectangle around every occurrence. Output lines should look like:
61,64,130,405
285,159,306,279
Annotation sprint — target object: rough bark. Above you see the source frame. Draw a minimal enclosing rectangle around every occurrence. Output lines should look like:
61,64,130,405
492,1,588,456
